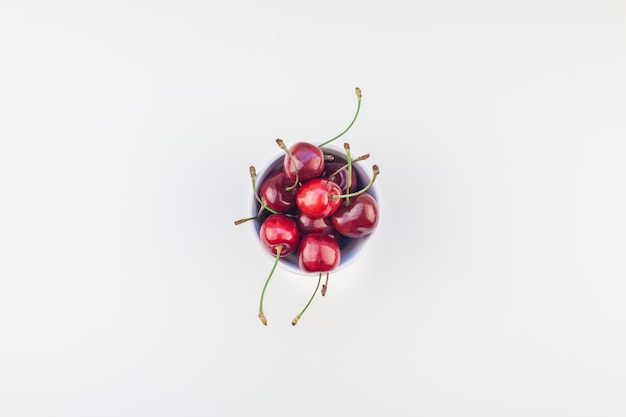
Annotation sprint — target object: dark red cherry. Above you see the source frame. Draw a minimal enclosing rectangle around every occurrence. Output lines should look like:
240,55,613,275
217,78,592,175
260,213,300,256
259,170,297,212
296,213,342,245
331,193,379,238
321,160,358,193
325,229,343,245
296,213,335,235
283,142,324,182
298,234,341,273
296,178,343,219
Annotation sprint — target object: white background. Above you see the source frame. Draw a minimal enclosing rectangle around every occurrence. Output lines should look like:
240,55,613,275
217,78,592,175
1,1,625,416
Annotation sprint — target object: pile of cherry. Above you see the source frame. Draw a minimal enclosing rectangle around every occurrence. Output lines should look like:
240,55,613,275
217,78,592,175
235,88,380,326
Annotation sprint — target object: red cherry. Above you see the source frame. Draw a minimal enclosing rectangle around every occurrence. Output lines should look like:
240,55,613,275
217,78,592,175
296,213,335,235
297,213,343,248
298,234,341,273
296,213,343,246
331,193,379,238
260,213,300,256
325,229,343,246
283,142,324,182
296,178,343,219
259,170,297,212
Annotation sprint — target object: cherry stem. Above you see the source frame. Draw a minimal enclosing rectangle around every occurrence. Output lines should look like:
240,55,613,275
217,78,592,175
250,166,262,204
331,165,379,200
327,153,370,181
344,143,352,205
321,272,329,296
258,245,283,325
234,197,274,225
234,216,256,225
318,87,362,148
250,166,277,215
292,273,322,326
276,139,299,191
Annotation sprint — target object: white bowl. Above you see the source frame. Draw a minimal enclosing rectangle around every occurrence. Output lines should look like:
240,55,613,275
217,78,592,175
250,144,380,275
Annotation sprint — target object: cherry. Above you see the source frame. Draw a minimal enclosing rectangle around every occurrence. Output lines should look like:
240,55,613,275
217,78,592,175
257,213,300,325
296,212,343,249
296,178,343,219
298,234,341,273
259,170,297,212
296,212,335,235
331,193,379,238
325,229,343,246
280,141,325,183
259,213,299,256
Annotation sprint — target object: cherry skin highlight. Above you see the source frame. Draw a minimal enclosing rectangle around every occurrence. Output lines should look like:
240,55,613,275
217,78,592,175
298,234,341,273
260,213,300,256
283,142,325,183
331,193,379,238
259,170,297,212
296,178,343,219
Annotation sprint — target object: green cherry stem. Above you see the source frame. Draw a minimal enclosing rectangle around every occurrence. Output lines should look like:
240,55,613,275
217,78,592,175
344,143,352,205
331,165,380,200
250,166,262,205
258,245,283,326
292,273,322,326
250,166,277,214
235,198,273,225
276,139,299,191
234,216,255,225
318,87,362,148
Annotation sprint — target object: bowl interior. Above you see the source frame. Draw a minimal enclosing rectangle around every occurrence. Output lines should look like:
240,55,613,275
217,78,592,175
251,145,379,275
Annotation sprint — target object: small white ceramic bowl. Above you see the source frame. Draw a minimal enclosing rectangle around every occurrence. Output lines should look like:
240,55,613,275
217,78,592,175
250,145,380,275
